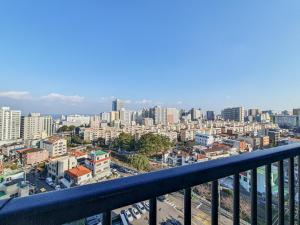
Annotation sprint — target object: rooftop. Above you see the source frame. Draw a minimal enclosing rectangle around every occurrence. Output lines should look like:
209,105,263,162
66,166,91,178
43,136,64,144
16,148,45,154
94,150,108,156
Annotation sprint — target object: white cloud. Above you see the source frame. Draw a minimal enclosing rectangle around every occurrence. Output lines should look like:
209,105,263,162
41,93,85,103
0,91,32,100
176,101,183,105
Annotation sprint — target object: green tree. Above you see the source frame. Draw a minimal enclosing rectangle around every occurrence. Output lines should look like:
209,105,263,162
113,132,135,151
57,125,69,133
137,133,172,156
128,154,150,171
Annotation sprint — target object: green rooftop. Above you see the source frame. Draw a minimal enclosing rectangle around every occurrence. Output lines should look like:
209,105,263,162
94,150,108,156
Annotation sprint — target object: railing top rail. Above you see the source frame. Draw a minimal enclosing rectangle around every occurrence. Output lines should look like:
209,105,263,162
1,143,300,225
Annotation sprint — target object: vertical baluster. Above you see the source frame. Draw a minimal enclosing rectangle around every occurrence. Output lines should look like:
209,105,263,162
251,169,257,225
184,188,191,225
298,156,300,225
149,197,157,225
212,180,219,225
289,157,295,225
265,164,272,225
103,211,111,225
278,160,284,225
233,173,240,225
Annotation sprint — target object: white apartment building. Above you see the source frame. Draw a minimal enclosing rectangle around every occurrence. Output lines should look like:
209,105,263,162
0,107,21,141
63,115,90,127
119,109,132,125
100,112,111,123
47,155,77,181
21,113,53,140
41,136,67,157
195,133,214,146
154,106,167,125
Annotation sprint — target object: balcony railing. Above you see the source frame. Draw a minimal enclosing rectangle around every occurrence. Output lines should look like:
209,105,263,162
1,143,300,225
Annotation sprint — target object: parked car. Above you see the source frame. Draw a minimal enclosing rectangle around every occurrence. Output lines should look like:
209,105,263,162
158,195,168,202
134,203,147,214
55,185,61,191
122,210,134,222
143,201,150,211
130,207,141,219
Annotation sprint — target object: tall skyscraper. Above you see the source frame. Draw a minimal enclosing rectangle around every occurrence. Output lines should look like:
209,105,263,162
190,108,203,121
0,107,21,141
293,108,300,116
166,108,180,124
154,106,167,125
119,109,132,125
21,113,53,140
112,99,124,111
222,107,245,122
206,111,215,121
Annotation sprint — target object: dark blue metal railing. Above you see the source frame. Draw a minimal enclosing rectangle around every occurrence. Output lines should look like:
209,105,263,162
1,143,300,225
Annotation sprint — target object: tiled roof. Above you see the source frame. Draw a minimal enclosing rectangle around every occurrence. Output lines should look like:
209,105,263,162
66,166,91,178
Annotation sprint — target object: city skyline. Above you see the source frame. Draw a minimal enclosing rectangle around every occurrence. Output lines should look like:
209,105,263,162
1,1,300,113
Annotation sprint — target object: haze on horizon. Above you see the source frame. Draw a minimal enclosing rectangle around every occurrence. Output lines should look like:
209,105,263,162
1,1,300,114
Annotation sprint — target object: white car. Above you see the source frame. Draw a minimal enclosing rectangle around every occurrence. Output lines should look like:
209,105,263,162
135,203,147,214
123,210,134,222
130,207,141,219
55,185,61,191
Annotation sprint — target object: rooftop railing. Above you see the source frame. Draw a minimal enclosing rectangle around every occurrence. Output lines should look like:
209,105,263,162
1,143,300,225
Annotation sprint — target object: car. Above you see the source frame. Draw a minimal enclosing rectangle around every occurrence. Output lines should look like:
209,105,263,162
134,203,146,214
158,195,168,202
130,207,141,219
55,185,61,191
122,210,134,222
143,201,150,211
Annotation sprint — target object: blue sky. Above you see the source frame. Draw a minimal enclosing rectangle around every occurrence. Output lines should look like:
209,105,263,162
0,1,300,114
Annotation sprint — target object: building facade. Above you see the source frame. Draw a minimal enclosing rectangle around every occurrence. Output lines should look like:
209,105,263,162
0,107,21,141
42,136,67,157
222,107,245,122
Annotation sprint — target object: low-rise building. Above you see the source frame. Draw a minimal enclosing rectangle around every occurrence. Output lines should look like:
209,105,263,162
16,148,49,166
47,155,77,181
85,150,111,178
195,133,214,146
65,165,92,185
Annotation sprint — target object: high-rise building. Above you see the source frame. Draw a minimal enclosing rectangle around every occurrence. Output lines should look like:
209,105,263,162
222,107,245,122
110,111,120,122
154,106,167,125
248,109,261,117
100,112,111,123
112,99,124,111
167,108,180,124
268,129,280,147
206,111,215,121
119,109,132,125
0,107,21,141
191,108,202,121
293,108,300,116
21,113,53,140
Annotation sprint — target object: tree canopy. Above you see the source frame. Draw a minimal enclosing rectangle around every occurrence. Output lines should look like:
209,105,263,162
137,133,172,156
112,132,135,151
57,125,76,133
128,154,150,171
